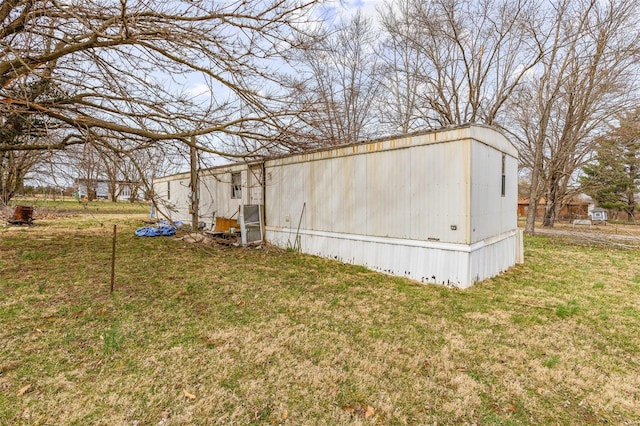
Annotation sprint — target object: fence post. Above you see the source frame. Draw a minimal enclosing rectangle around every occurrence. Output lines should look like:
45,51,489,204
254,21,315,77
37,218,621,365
110,224,117,293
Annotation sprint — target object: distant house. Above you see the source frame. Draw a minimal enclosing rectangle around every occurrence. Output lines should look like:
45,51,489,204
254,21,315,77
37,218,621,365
589,207,608,221
76,178,143,201
518,195,593,220
154,124,521,288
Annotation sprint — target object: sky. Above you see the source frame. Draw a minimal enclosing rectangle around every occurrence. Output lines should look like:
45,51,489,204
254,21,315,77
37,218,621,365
323,0,382,24
182,0,384,100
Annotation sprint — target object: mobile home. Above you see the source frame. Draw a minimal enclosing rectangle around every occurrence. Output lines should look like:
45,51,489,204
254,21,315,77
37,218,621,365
153,124,521,288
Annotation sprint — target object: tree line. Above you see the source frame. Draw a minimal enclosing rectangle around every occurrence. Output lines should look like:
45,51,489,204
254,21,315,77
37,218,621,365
1,0,639,230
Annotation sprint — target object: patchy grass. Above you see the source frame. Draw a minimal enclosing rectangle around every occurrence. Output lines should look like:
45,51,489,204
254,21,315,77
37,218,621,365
1,215,639,425
7,197,148,218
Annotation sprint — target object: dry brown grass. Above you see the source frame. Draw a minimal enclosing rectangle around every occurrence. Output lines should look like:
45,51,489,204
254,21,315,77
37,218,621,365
1,213,640,425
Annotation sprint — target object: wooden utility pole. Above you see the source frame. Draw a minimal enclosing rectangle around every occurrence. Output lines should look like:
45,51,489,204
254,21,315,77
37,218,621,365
190,136,199,231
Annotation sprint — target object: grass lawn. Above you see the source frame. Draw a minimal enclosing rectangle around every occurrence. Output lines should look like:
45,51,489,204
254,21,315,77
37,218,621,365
7,198,149,217
1,209,639,425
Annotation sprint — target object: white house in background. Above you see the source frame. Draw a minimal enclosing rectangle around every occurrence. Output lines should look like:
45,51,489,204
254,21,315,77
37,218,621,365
589,207,608,221
153,124,522,288
76,178,143,201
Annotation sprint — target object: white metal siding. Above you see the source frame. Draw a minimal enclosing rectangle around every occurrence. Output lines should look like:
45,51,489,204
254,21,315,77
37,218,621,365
469,141,518,243
163,178,190,223
198,174,219,226
265,139,471,244
410,141,470,244
248,165,263,206
265,228,472,286
469,231,518,284
265,162,306,231
152,165,252,227
207,167,246,222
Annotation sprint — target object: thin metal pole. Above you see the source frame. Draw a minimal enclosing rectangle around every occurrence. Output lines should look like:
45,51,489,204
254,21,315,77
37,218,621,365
110,224,117,293
294,202,305,251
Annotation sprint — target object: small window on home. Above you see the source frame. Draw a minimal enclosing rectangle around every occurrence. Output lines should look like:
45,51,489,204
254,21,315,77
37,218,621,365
167,181,171,200
501,154,506,197
231,172,242,199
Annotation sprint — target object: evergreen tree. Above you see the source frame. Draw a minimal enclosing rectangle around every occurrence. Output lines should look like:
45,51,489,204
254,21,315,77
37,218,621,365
581,111,640,220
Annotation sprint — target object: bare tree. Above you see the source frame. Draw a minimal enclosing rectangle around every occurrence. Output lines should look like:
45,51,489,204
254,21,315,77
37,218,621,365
294,10,383,146
376,0,428,134
74,143,102,201
0,68,62,203
376,0,543,129
1,0,322,158
100,148,123,202
507,0,640,232
0,149,43,204
91,139,152,202
121,148,166,202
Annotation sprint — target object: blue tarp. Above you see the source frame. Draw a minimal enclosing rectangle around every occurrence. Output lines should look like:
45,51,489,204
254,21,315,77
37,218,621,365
135,224,176,237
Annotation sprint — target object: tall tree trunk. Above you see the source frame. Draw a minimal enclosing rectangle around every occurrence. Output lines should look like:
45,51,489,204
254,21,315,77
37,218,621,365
624,192,636,221
525,137,546,234
525,184,539,234
108,181,117,202
543,173,560,227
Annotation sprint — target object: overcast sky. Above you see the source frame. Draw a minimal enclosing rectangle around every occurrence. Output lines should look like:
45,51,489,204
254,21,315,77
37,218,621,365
329,0,382,22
